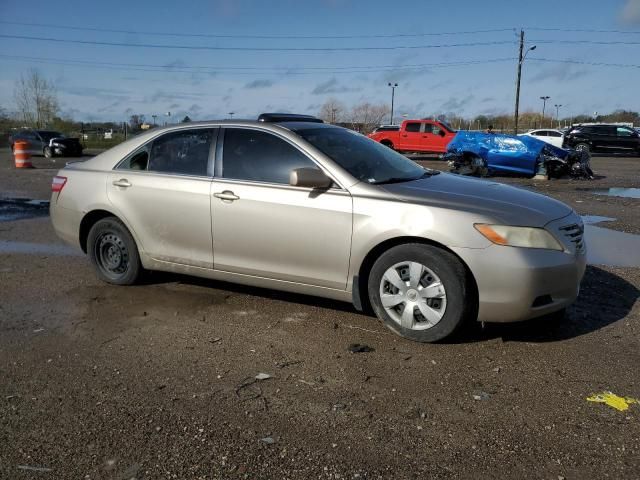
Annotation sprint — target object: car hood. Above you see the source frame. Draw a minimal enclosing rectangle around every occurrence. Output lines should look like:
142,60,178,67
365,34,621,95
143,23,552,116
380,173,572,227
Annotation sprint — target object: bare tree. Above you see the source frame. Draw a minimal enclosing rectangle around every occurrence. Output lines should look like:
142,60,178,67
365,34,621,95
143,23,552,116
345,102,390,133
318,98,346,124
14,69,59,128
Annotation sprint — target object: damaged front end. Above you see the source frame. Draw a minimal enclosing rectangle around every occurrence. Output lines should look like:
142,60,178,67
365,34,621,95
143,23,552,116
445,131,593,180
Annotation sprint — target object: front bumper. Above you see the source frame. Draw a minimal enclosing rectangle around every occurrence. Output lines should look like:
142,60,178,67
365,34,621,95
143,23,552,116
452,243,586,323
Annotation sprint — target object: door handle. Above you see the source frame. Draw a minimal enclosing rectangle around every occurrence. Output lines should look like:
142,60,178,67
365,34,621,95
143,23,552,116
213,190,240,201
112,179,132,188
401,134,408,137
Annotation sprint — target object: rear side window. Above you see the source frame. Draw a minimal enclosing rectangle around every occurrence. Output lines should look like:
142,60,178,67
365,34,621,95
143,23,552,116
547,131,562,137
222,128,317,184
533,130,548,136
616,127,634,137
405,122,420,133
117,128,215,175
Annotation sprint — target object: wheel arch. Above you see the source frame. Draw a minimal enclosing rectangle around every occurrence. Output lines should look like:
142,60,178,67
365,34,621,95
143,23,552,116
79,209,120,253
353,236,479,315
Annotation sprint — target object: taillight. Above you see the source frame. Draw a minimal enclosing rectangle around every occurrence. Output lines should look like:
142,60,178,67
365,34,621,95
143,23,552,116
52,176,67,193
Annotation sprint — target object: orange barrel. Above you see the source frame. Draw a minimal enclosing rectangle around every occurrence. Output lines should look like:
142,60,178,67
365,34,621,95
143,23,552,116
14,140,32,168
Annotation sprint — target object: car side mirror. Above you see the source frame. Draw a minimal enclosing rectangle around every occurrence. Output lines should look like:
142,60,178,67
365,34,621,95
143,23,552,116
439,130,446,137
289,167,332,188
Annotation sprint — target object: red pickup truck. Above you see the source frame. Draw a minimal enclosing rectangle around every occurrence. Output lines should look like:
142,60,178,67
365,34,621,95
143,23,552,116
368,119,457,153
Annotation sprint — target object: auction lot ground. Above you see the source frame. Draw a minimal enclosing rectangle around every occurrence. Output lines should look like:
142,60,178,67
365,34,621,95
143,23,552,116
1,148,639,479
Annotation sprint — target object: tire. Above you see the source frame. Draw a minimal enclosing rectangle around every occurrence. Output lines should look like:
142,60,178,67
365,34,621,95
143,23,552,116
43,146,53,158
381,140,394,150
574,143,590,154
87,217,142,285
367,243,473,343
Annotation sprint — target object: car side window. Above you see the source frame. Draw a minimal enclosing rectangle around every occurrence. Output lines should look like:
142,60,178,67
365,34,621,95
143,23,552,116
548,131,562,137
432,125,442,135
405,122,420,133
148,129,214,176
616,127,634,137
535,131,548,137
118,147,150,171
222,128,317,184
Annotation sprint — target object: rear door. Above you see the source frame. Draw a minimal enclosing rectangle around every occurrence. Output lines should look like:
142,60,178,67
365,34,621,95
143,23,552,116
399,122,422,150
544,130,564,148
107,127,216,268
594,126,616,151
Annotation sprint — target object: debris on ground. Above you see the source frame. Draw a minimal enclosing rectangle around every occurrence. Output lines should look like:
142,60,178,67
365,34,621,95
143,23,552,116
472,391,491,401
255,373,272,380
586,391,639,411
17,465,53,472
347,343,375,353
260,437,275,444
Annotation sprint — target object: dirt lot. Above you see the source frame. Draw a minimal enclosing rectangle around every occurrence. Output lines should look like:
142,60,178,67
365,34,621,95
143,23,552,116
1,148,639,479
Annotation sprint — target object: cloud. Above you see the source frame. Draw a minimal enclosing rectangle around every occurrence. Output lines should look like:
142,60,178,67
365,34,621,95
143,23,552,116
189,104,203,113
439,94,475,112
530,63,587,82
619,0,640,24
244,79,274,89
168,103,181,110
311,78,360,95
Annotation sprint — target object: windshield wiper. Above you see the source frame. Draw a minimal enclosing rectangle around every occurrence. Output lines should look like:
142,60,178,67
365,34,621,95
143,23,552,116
371,170,440,185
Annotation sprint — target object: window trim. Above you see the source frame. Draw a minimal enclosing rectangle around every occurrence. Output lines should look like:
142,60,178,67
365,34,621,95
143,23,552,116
114,126,218,178
216,126,345,190
404,122,421,133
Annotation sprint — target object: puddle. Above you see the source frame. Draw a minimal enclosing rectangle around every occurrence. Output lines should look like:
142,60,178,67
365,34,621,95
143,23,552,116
0,198,50,222
0,240,81,256
579,216,640,267
587,188,640,199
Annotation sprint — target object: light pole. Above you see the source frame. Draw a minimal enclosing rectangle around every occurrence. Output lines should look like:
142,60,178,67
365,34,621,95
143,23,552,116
165,111,171,126
388,82,398,125
151,114,157,126
513,29,536,134
331,108,338,124
228,112,235,119
554,104,562,128
540,96,550,127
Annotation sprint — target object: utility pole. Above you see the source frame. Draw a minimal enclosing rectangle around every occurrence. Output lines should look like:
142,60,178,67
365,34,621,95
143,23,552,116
554,104,562,128
151,114,157,126
388,83,398,125
514,30,536,134
540,96,550,126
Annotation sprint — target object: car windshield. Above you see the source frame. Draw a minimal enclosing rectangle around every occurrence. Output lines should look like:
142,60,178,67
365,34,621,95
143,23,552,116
38,131,64,141
297,127,431,184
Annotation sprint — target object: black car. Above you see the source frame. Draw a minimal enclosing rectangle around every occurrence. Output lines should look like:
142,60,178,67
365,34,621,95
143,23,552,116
563,124,640,156
9,129,83,158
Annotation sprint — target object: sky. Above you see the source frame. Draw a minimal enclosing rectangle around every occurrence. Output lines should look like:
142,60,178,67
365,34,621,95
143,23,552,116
0,0,639,123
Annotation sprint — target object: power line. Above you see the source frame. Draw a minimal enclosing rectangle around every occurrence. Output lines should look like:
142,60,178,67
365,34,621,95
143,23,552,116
531,38,640,45
0,54,515,75
530,57,640,69
0,34,515,51
526,27,640,35
0,21,515,39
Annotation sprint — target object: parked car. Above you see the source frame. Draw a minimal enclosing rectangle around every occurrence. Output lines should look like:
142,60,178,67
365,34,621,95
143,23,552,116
445,131,593,179
368,119,456,153
9,129,83,158
563,124,640,155
50,115,586,343
520,129,565,149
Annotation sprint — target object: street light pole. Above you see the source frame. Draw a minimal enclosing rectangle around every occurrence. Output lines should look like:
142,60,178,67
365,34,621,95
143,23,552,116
228,112,235,119
554,104,562,128
540,96,550,127
388,82,398,125
514,30,536,134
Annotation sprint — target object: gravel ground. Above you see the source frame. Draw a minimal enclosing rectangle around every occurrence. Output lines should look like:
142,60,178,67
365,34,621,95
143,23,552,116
0,148,639,479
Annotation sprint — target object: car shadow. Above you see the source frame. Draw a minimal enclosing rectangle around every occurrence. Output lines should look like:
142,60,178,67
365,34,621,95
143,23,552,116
141,266,636,344
453,265,638,343
142,270,364,315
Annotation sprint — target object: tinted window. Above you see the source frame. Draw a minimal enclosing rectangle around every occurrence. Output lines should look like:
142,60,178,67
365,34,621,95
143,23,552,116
145,129,213,176
38,131,63,141
405,122,420,133
547,131,562,137
594,126,616,136
616,127,634,137
297,127,427,184
533,130,547,136
222,128,316,184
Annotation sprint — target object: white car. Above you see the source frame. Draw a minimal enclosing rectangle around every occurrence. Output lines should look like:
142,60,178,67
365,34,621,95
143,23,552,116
520,129,565,149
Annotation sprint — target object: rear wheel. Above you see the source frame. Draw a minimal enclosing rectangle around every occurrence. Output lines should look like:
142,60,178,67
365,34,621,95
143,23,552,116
87,217,142,285
367,244,473,342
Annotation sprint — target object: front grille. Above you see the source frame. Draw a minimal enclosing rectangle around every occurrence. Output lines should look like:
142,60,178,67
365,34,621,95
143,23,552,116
559,222,585,253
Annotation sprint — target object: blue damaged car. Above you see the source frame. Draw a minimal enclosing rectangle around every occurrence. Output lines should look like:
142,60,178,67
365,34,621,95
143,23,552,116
444,131,593,179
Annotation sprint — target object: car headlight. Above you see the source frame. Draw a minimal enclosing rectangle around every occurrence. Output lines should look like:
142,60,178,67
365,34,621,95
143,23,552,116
52,142,64,147
474,224,563,251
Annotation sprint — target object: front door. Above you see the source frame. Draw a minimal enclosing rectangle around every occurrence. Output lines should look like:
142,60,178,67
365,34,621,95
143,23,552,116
400,122,422,151
613,126,639,152
107,128,216,268
210,127,353,290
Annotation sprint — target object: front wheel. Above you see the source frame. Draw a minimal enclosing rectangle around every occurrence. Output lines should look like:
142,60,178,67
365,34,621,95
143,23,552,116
87,217,142,285
380,140,394,150
43,146,53,158
574,143,590,154
367,244,474,342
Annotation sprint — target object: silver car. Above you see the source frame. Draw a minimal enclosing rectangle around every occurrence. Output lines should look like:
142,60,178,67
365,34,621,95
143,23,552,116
50,117,586,342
